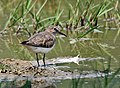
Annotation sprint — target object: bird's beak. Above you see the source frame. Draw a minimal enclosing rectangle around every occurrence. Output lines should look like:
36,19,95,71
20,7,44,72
57,31,67,37
54,27,67,37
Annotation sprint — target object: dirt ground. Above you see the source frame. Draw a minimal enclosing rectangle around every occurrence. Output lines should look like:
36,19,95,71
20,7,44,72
0,58,72,88
0,57,106,88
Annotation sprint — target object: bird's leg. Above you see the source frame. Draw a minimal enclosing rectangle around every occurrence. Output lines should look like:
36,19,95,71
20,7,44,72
36,53,40,67
43,53,46,67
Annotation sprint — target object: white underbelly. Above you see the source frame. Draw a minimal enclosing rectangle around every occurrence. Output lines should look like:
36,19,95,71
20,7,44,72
25,44,55,53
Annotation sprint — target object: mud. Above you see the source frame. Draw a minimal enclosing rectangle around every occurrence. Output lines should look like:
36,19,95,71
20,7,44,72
0,58,72,88
0,57,108,88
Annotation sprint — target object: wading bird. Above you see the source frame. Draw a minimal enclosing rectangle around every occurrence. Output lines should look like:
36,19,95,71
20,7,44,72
21,26,67,67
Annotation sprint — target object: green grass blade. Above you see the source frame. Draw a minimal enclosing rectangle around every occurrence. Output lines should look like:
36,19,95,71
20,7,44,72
97,43,117,61
36,0,47,16
109,68,120,83
66,0,74,14
79,26,97,38
38,16,56,23
25,0,32,9
21,80,31,88
98,7,113,17
24,0,37,16
55,9,64,23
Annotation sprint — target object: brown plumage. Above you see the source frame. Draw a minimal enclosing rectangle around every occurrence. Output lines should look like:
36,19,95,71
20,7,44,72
21,31,56,48
21,26,67,67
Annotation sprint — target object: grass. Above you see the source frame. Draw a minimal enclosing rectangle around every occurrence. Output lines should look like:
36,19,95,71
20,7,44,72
70,58,120,88
0,0,120,88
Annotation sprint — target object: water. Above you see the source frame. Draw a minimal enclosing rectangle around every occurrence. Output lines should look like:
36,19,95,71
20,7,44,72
0,0,120,88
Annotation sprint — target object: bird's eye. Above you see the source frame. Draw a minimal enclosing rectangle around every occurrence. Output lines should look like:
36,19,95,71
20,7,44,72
54,28,58,32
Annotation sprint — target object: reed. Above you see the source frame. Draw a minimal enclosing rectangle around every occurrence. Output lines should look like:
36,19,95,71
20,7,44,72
0,0,119,88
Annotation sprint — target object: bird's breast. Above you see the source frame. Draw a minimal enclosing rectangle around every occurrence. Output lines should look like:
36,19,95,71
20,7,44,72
24,43,55,53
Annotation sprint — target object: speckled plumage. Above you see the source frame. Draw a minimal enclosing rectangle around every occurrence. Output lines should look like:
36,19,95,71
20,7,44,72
22,31,55,48
21,26,67,67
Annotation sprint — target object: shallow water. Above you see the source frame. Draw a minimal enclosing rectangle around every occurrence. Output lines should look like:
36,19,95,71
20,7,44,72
0,0,120,88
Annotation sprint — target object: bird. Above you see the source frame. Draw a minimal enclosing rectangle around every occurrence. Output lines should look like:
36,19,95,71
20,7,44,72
21,26,67,67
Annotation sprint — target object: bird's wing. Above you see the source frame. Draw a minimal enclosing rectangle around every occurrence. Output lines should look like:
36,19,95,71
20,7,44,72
21,32,55,48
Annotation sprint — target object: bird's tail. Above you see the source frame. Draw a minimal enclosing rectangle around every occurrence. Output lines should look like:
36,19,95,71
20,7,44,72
20,41,28,45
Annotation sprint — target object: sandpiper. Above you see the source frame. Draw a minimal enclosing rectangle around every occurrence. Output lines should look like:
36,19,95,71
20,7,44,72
21,26,67,67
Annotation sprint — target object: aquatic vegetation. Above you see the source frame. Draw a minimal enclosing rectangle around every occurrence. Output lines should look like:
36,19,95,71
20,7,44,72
0,0,120,88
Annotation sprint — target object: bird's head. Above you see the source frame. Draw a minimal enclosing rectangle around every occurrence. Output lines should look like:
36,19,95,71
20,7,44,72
45,26,67,37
